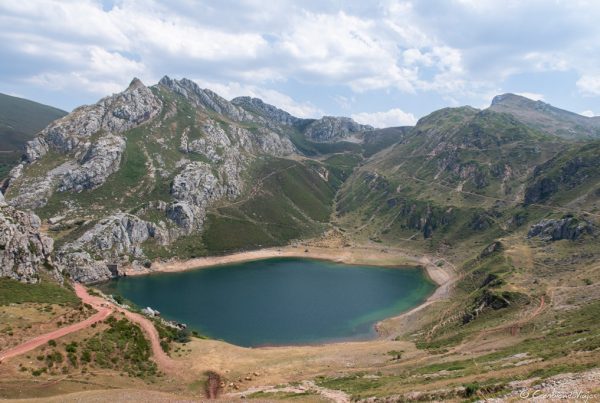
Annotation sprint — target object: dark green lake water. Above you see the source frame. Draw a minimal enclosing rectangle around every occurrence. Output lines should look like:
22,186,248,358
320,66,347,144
100,258,434,347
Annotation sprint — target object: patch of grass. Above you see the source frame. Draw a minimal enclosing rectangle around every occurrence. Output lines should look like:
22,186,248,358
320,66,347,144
247,390,319,400
315,374,387,397
78,316,157,378
143,232,208,260
202,157,337,253
0,278,78,306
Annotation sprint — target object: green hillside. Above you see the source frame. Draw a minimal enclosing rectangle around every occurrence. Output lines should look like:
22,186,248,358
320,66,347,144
0,92,67,178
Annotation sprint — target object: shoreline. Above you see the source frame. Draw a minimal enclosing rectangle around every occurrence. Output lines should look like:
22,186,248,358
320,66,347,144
124,245,453,288
122,244,456,343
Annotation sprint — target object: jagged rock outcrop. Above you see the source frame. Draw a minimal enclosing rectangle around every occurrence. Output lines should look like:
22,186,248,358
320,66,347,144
527,216,594,241
55,252,114,284
231,96,301,126
524,177,558,204
167,161,225,233
479,241,504,258
59,134,126,192
8,78,162,208
57,212,172,283
159,76,254,122
0,196,58,283
6,161,77,209
25,78,161,162
62,213,169,259
304,116,373,142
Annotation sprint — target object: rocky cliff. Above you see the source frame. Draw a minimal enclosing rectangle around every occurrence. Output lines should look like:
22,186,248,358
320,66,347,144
3,77,303,283
7,78,162,209
527,216,595,241
303,116,373,142
0,192,58,283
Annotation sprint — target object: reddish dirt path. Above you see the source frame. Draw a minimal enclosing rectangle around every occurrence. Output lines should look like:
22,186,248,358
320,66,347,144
116,306,175,372
0,283,176,373
0,284,111,362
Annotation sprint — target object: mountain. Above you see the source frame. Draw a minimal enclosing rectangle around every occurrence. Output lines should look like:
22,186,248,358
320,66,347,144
4,78,599,286
2,78,600,400
3,77,377,282
0,92,67,179
489,93,600,139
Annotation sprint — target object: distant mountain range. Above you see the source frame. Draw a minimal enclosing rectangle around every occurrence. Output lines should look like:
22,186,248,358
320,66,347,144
490,92,600,139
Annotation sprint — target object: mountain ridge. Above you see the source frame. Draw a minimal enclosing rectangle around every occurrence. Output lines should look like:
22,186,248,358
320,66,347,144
1,77,599,286
489,92,600,139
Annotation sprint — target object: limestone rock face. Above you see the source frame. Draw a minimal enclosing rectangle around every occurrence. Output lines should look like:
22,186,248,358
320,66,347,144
59,134,126,192
0,202,58,283
159,76,253,122
25,78,161,162
7,161,78,209
231,96,301,126
62,213,169,259
527,216,594,241
55,252,113,284
7,79,161,209
304,116,373,142
167,161,224,233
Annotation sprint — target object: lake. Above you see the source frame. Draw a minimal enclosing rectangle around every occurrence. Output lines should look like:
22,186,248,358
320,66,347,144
100,258,435,347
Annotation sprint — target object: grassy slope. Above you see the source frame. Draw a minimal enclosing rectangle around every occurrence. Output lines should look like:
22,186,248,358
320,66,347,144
0,93,67,179
201,156,354,254
4,89,600,398
0,278,78,306
314,107,600,399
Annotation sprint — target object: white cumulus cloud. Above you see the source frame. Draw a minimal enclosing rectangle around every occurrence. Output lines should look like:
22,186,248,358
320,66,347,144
577,75,600,96
352,108,417,128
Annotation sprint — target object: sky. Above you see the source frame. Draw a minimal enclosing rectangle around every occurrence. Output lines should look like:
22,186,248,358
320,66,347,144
2,0,600,128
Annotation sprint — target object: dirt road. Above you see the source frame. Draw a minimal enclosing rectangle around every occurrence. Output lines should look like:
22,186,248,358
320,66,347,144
0,283,176,373
0,285,111,362
116,306,175,372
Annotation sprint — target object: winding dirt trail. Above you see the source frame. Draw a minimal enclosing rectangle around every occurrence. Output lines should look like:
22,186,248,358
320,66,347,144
0,284,111,363
116,306,175,372
0,283,176,373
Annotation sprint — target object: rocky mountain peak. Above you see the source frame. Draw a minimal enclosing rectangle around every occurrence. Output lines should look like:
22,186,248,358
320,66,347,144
491,93,535,106
158,76,254,121
231,96,301,126
304,116,373,142
127,77,146,91
489,93,600,139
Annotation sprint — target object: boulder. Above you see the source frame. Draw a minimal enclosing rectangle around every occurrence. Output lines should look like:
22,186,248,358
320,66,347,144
527,216,594,241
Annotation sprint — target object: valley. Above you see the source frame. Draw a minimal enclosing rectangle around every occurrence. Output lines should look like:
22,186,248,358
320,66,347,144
0,79,599,401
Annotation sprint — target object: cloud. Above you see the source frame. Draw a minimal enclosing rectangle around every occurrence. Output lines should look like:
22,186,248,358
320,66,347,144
0,1,469,101
352,108,417,128
580,110,595,117
577,75,600,96
276,11,422,93
515,92,545,101
1,0,600,116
